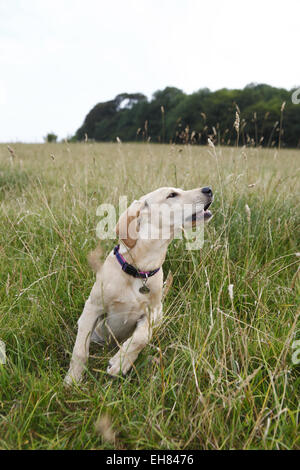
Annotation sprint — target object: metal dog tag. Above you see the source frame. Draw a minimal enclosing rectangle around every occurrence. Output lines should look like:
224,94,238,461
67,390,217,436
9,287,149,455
139,285,150,294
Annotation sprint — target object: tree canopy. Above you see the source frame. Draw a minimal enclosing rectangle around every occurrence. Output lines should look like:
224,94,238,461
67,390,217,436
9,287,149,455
74,84,300,147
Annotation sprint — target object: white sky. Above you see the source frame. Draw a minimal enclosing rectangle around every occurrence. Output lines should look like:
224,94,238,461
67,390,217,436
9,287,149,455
0,0,299,142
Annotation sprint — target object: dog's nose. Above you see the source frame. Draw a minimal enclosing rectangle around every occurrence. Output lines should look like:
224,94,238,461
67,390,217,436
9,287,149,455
201,187,213,197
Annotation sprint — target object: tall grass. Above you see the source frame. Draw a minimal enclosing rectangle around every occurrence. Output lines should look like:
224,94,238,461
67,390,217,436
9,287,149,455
0,142,299,449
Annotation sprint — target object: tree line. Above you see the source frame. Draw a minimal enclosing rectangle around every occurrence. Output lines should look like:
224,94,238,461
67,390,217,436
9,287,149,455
73,84,300,147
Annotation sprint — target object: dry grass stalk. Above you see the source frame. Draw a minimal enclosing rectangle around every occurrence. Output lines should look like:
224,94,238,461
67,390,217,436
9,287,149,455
207,138,215,149
234,108,240,147
245,204,251,223
291,265,300,289
163,270,173,299
279,101,286,150
7,145,16,159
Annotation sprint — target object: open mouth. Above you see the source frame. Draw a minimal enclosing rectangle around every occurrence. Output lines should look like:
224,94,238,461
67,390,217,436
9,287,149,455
190,201,213,223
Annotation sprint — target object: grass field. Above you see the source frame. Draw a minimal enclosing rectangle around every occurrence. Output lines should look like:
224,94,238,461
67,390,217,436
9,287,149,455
0,142,299,450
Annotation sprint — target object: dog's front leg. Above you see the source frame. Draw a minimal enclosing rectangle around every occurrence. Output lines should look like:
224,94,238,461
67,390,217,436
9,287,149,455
107,305,162,376
64,296,102,386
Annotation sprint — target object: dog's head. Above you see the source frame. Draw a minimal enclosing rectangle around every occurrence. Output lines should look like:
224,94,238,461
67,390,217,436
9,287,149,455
116,186,213,248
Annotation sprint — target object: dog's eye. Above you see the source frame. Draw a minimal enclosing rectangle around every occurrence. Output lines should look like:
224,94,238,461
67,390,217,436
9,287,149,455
167,192,178,199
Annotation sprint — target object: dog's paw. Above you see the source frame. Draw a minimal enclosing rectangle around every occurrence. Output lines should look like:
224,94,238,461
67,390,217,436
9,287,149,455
64,374,75,387
64,368,83,387
107,358,122,377
107,355,132,377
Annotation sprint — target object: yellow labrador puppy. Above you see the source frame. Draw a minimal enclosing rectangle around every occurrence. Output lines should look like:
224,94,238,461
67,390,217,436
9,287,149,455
64,186,213,385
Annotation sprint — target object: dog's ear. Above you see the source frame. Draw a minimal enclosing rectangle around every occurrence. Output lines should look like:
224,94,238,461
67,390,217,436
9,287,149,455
115,200,144,248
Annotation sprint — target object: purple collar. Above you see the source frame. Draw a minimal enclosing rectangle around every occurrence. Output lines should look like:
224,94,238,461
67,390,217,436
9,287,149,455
113,245,160,279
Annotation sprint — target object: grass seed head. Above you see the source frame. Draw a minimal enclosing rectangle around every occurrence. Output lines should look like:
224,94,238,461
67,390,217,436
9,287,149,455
234,112,240,134
94,414,115,444
228,284,234,302
245,204,251,223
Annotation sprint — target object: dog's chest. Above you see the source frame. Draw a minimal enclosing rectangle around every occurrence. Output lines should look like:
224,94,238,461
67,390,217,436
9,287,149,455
104,275,161,305
128,277,161,304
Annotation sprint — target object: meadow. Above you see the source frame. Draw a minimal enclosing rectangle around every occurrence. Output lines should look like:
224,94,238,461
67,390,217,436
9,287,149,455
0,142,299,450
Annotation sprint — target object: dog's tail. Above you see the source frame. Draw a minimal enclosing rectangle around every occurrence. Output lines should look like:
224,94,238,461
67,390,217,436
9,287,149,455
87,244,103,273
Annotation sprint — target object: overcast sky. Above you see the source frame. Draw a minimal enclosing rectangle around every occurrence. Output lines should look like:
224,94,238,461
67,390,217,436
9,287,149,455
0,0,299,142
